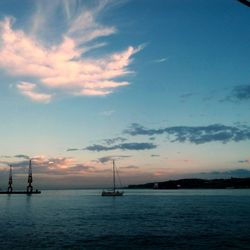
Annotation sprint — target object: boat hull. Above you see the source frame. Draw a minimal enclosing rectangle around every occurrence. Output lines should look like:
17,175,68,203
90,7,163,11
102,191,124,196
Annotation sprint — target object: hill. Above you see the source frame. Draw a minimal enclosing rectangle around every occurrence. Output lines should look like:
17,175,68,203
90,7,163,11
128,177,250,189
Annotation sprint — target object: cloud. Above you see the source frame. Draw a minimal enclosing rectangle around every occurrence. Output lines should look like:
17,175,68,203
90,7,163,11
238,159,250,163
180,93,195,98
103,137,127,145
67,164,94,173
199,169,250,178
101,110,115,116
17,82,52,103
120,165,139,169
66,148,79,152
0,155,12,159
97,155,131,163
0,1,142,102
1,155,95,176
0,154,30,160
67,137,128,152
124,123,250,144
224,85,250,102
225,169,250,176
179,92,196,102
151,154,160,157
14,154,30,159
231,85,250,101
85,142,157,151
153,58,167,63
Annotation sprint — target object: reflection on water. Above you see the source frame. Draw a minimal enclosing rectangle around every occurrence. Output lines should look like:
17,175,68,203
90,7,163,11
0,189,250,249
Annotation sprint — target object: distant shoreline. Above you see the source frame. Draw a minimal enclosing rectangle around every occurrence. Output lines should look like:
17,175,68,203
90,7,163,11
128,177,250,189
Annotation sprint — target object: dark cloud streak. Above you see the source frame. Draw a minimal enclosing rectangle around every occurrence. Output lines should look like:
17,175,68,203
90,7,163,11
66,148,79,152
85,142,157,151
124,123,250,144
120,165,139,169
14,154,30,159
103,137,127,145
238,160,249,163
151,154,160,157
225,85,250,102
97,155,131,163
232,85,250,101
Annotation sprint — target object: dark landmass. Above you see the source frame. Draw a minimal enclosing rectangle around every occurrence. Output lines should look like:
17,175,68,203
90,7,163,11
128,177,250,189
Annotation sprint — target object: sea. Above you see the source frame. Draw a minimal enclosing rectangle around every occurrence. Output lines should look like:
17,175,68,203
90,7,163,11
0,189,250,250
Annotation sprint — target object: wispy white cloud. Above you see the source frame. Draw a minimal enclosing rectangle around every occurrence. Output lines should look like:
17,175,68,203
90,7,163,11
0,0,142,102
101,110,115,116
17,82,52,103
153,57,168,63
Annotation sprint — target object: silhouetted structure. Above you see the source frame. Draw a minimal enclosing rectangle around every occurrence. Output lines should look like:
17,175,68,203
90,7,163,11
26,160,33,193
0,159,41,195
7,165,13,193
238,0,250,7
128,177,250,189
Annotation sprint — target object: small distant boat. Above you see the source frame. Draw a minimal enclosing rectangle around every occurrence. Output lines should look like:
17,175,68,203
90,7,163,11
102,160,124,197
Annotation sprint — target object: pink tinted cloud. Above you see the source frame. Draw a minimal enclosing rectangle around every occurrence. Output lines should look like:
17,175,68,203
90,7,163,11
17,82,52,103
0,2,142,102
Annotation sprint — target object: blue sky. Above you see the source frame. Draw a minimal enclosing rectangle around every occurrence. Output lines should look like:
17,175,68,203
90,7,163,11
0,0,249,188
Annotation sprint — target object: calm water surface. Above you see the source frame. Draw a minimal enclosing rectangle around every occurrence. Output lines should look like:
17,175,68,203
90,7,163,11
0,189,250,249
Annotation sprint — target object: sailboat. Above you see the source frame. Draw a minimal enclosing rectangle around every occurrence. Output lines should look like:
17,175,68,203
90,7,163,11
102,160,124,196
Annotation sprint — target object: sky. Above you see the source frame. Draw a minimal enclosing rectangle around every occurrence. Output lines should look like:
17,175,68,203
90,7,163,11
0,0,250,189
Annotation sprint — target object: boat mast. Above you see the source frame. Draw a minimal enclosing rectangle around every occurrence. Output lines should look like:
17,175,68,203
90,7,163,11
113,160,116,192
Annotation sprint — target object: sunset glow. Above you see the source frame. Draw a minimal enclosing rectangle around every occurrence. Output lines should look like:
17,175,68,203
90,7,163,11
0,0,249,188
